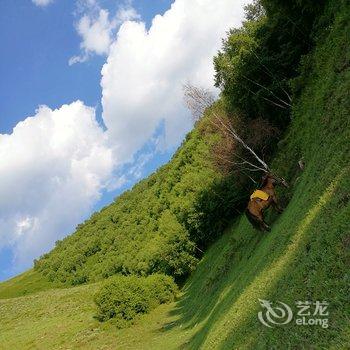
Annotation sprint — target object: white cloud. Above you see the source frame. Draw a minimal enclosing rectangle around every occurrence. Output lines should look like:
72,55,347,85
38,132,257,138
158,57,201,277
32,0,54,7
69,1,140,65
0,101,114,269
101,0,248,162
116,2,140,23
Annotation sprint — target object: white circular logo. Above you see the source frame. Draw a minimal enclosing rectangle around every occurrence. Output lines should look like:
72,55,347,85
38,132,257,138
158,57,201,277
258,299,293,328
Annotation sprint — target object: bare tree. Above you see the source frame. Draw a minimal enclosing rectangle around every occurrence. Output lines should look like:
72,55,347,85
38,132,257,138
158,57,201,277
183,83,215,122
183,83,270,175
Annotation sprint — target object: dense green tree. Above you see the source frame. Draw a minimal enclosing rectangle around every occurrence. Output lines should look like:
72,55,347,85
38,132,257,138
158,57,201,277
214,0,326,128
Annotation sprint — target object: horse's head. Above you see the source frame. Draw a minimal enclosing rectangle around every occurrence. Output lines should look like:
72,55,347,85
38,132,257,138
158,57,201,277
261,173,289,188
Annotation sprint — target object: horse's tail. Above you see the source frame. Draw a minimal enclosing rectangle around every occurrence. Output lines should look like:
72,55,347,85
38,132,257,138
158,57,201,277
245,209,263,231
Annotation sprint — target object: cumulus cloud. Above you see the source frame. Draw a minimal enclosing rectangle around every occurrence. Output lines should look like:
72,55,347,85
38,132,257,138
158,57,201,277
0,101,115,269
32,0,54,7
69,1,140,65
101,0,248,162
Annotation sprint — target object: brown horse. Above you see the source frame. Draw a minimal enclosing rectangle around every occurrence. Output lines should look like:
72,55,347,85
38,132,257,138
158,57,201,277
246,173,288,231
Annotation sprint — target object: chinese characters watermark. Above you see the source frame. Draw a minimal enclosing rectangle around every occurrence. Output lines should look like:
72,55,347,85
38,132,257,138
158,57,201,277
258,299,329,328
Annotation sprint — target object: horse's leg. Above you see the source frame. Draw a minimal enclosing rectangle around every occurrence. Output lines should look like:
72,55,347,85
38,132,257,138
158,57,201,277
272,195,284,214
246,210,264,231
262,221,271,231
259,215,271,231
256,211,271,232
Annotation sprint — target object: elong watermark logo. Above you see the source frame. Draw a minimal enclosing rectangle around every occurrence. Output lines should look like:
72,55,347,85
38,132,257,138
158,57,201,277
258,299,329,329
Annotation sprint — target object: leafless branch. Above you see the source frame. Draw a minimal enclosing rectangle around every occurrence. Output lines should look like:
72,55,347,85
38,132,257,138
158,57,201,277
183,83,271,177
183,83,215,122
250,50,292,103
210,112,269,171
242,75,291,108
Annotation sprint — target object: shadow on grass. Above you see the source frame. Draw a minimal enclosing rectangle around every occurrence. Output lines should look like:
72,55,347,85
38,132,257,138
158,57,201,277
159,168,349,349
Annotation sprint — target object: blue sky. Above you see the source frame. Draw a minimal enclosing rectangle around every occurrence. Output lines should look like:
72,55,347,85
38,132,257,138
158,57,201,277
0,0,247,281
0,0,172,133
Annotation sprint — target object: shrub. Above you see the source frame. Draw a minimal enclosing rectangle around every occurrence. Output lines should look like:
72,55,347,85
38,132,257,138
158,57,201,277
145,274,178,304
94,274,178,327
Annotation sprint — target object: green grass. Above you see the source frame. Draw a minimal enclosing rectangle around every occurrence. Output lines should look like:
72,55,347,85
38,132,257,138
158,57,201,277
0,269,64,299
0,282,188,350
0,2,349,349
172,169,349,349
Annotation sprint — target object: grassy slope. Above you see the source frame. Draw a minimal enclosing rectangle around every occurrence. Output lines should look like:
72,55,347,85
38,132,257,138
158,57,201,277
0,3,349,349
0,270,63,299
0,280,190,350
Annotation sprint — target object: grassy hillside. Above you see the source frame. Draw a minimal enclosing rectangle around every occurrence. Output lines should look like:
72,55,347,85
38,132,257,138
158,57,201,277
0,269,63,299
0,280,188,350
0,0,349,349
